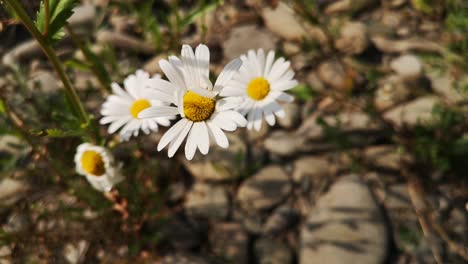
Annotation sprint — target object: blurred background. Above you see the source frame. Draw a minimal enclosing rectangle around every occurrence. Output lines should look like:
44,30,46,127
0,0,467,263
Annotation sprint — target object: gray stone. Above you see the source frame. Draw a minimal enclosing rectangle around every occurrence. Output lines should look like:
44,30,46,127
237,166,292,212
383,96,440,128
427,71,464,103
300,175,388,264
278,103,301,129
162,254,209,264
263,205,299,235
164,216,201,250
247,120,270,142
317,60,354,91
335,22,369,55
96,30,156,54
223,25,277,61
185,183,229,220
374,75,411,111
306,72,325,92
371,35,443,54
292,156,333,185
325,0,376,14
3,211,30,233
63,240,89,264
69,5,96,26
28,71,59,93
255,238,293,264
363,145,411,172
210,223,248,263
182,134,246,182
0,178,29,207
261,2,308,41
390,54,423,80
264,130,308,156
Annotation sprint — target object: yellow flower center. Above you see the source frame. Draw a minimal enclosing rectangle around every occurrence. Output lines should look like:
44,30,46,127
81,150,105,176
183,91,216,122
247,77,270,101
130,99,151,119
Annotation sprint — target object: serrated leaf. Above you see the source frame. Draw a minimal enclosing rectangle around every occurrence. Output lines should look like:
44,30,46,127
35,0,79,43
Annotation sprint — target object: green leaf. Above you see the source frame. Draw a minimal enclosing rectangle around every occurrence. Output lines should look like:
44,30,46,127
35,0,79,43
0,101,5,115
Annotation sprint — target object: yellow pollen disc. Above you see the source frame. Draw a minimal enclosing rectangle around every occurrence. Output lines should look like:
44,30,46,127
130,99,151,118
81,150,105,176
183,91,216,122
247,77,270,101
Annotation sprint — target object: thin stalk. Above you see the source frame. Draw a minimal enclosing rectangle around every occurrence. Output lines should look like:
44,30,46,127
4,0,90,129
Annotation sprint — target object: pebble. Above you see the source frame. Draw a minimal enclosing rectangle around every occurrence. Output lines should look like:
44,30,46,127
182,134,246,182
261,2,308,41
223,25,278,61
317,60,354,91
0,178,29,208
335,22,369,55
164,216,201,250
390,54,423,80
292,156,332,185
374,75,411,111
427,71,464,104
63,240,89,264
300,175,389,264
96,30,156,54
210,222,248,263
383,96,440,128
262,205,299,235
277,103,301,129
237,165,292,212
255,238,293,264
185,183,229,220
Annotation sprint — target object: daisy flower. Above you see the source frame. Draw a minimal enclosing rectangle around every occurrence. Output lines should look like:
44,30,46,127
100,70,172,141
74,143,123,192
138,44,247,160
220,49,298,131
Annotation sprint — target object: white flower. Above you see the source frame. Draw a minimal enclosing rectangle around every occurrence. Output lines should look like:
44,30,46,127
220,49,298,131
74,143,123,192
138,44,247,160
100,70,172,141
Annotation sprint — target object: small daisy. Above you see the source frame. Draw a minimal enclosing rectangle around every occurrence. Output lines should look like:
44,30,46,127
74,143,123,192
100,70,173,141
138,44,247,160
220,49,298,131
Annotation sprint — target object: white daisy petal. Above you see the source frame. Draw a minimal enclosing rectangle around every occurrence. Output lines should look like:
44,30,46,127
168,120,193,157
207,121,229,148
264,109,276,126
214,58,242,92
263,50,276,77
276,92,294,103
181,44,200,89
108,116,132,134
195,44,210,80
159,59,186,90
138,106,179,119
271,79,298,91
212,112,237,131
185,125,199,160
158,119,188,151
195,122,210,155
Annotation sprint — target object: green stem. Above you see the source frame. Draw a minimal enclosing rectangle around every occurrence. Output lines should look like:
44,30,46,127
4,0,90,129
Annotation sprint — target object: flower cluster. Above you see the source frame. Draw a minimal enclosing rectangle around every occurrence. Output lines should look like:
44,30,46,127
75,44,297,191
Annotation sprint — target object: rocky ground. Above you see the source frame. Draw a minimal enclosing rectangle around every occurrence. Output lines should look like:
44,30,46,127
0,0,467,263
